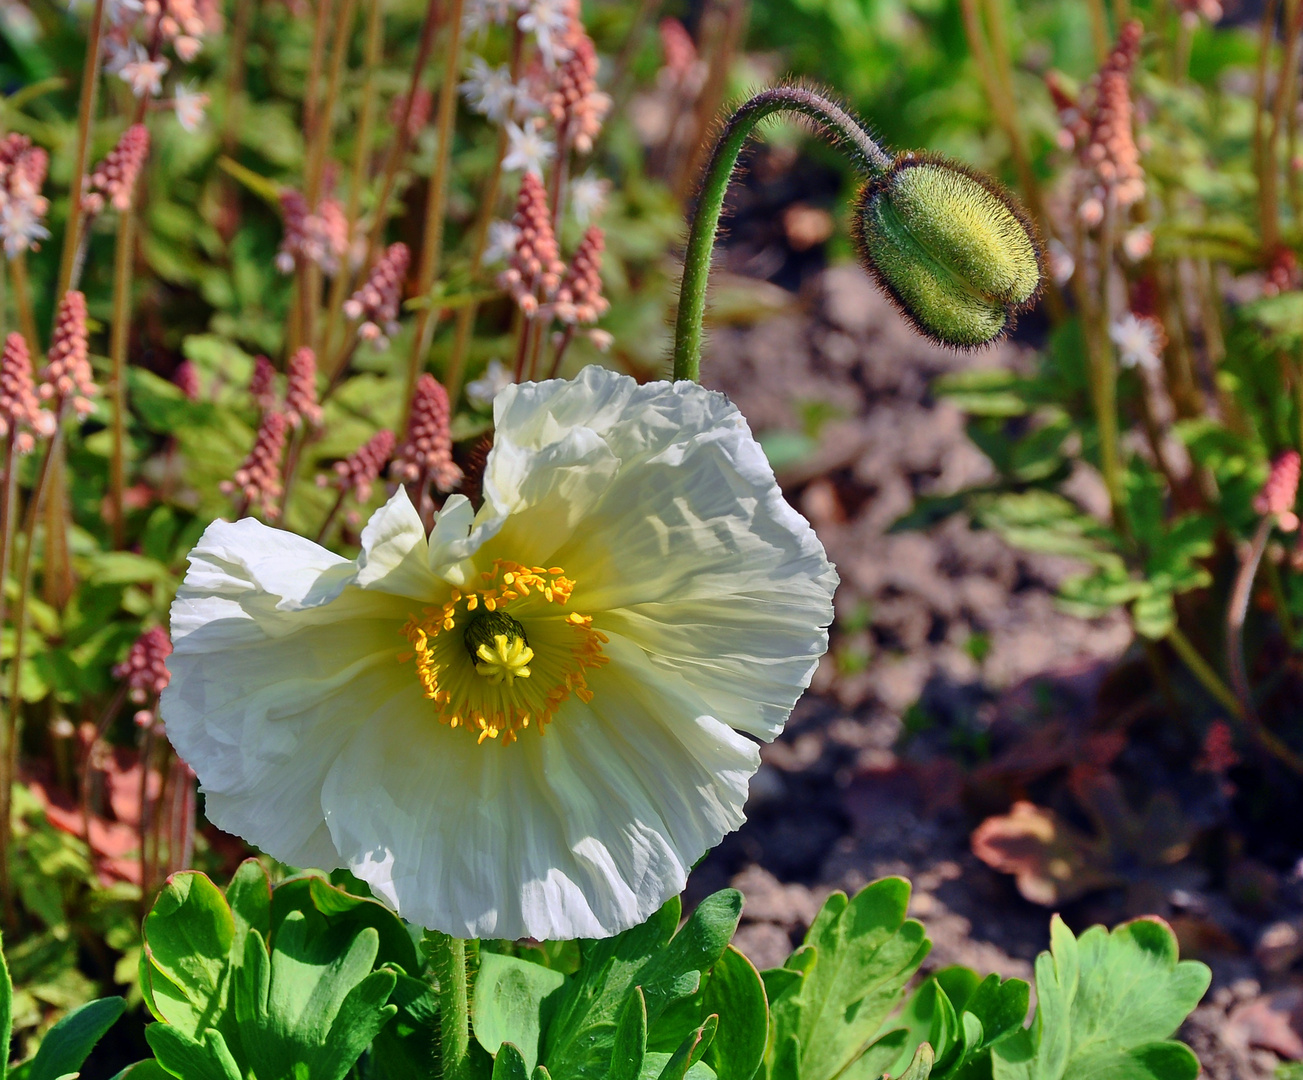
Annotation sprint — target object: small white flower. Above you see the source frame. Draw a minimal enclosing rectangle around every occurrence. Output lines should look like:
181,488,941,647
0,200,50,258
569,171,610,225
483,220,520,266
1110,313,1164,372
119,46,169,98
503,118,555,176
518,0,572,67
173,82,209,132
461,56,535,123
462,0,519,34
466,358,514,409
163,366,836,939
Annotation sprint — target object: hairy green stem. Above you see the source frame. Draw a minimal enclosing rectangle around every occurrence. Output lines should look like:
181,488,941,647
55,0,107,308
109,208,135,549
404,0,466,428
672,86,888,382
434,934,471,1080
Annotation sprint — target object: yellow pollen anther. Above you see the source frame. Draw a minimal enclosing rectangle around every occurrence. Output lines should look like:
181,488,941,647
399,560,605,747
475,633,534,684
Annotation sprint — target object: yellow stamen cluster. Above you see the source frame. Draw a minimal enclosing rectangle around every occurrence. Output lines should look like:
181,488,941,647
399,561,607,745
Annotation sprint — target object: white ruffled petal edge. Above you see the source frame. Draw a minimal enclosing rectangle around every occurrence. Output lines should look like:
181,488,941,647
319,633,758,938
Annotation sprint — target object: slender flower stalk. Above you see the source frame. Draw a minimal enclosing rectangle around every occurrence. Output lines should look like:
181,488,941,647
361,0,442,270
9,253,39,359
405,0,467,426
321,0,384,366
445,26,526,405
672,87,890,380
55,0,108,306
109,207,137,548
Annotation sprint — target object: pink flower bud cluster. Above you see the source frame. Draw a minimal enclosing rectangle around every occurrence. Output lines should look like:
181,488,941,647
1053,21,1144,227
547,29,609,154
554,226,607,325
345,243,409,347
325,428,395,502
114,626,173,703
659,18,697,78
392,374,462,493
285,347,323,430
84,124,150,214
222,411,288,519
500,173,565,315
1263,246,1299,299
1255,450,1301,532
0,134,50,258
249,355,279,413
41,291,98,417
102,0,221,76
1174,0,1221,22
275,190,349,275
0,333,54,453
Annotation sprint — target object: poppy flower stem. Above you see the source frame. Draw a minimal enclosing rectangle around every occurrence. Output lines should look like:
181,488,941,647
671,86,888,382
431,932,472,1080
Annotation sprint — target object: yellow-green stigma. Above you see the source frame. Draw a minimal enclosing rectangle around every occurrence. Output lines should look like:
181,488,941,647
464,611,534,685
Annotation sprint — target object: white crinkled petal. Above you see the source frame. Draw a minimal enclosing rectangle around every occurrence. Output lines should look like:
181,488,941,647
484,368,837,740
319,633,757,939
163,515,417,870
355,487,443,599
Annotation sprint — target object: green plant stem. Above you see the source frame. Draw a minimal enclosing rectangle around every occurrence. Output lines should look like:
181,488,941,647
434,934,471,1080
443,27,523,404
1166,624,1241,717
361,0,442,274
1092,199,1126,529
1,419,65,920
404,0,466,428
9,254,39,358
55,0,107,308
322,0,384,367
222,0,253,156
109,208,135,549
1254,0,1284,255
672,86,888,382
306,0,359,209
303,0,333,144
1265,0,1303,254
0,434,18,918
1086,0,1110,64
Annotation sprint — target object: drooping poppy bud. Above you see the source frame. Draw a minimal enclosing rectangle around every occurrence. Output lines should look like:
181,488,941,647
853,154,1043,348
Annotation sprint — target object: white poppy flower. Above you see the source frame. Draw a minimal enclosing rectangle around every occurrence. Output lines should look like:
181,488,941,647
163,367,836,939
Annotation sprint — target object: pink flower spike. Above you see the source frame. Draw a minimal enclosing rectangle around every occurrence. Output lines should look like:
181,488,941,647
0,333,54,453
86,124,150,213
221,411,288,520
1256,450,1301,532
41,291,98,416
329,428,395,502
391,375,462,493
114,626,173,703
285,346,323,429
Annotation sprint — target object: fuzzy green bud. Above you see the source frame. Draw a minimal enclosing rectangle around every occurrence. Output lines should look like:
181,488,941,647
854,154,1044,348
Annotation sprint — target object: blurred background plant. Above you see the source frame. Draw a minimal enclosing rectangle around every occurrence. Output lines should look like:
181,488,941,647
3,0,1303,1071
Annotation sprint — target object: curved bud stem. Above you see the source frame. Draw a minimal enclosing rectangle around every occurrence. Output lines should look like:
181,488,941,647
672,87,889,382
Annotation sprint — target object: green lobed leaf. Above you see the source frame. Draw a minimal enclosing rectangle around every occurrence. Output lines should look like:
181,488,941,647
893,967,1030,1079
140,873,236,1039
654,1015,719,1080
145,1025,243,1080
701,947,768,1080
765,878,931,1080
609,987,648,1080
473,951,566,1072
541,891,742,1080
992,916,1210,1080
24,997,126,1080
493,1043,532,1080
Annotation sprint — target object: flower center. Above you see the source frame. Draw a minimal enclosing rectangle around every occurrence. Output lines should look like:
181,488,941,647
463,611,533,684
399,561,608,745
